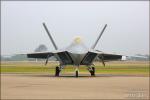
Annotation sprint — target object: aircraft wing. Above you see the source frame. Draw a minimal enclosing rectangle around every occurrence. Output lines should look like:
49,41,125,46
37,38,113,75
98,53,123,61
27,51,73,65
27,52,54,58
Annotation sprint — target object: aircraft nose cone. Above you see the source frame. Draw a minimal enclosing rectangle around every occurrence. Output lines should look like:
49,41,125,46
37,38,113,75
74,36,82,44
66,36,88,54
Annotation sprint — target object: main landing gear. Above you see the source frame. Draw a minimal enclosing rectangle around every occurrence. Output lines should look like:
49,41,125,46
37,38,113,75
88,67,95,76
55,66,60,76
55,66,95,77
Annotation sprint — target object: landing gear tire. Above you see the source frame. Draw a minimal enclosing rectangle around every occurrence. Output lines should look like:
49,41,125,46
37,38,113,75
75,70,78,77
90,67,95,76
55,66,60,76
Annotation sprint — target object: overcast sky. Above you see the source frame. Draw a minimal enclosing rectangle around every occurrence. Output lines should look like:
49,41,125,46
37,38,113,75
1,1,149,56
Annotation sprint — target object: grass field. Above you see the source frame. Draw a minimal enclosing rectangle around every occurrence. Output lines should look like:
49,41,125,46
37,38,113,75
1,61,149,76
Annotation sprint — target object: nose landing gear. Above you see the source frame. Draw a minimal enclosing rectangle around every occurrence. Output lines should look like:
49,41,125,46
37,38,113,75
75,66,79,77
75,70,79,77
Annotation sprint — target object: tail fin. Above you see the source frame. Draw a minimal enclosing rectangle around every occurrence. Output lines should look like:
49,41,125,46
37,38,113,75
91,24,107,49
42,22,58,50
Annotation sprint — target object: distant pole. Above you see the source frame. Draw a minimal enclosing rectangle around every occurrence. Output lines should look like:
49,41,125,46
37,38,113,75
35,58,37,62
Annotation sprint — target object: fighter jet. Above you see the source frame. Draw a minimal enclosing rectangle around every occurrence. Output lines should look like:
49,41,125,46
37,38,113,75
27,23,124,77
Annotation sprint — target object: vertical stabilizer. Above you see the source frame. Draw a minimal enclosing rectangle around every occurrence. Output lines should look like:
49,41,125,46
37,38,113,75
43,22,58,50
91,24,107,49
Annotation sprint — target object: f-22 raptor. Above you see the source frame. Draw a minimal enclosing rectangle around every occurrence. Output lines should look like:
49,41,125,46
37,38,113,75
27,23,124,77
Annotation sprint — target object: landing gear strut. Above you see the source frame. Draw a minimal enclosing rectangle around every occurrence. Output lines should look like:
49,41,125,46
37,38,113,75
75,70,79,77
55,66,60,76
89,67,95,76
75,66,79,77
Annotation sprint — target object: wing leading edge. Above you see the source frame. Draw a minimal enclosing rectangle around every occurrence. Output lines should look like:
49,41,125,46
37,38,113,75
27,52,53,58
98,53,122,61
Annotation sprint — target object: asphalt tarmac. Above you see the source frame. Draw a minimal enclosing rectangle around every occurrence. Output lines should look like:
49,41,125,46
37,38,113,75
1,74,149,99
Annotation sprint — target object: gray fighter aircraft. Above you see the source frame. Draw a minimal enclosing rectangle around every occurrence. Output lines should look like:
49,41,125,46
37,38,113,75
27,23,124,77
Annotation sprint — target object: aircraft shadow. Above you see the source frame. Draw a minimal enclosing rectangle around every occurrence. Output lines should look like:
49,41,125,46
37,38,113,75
17,74,139,78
